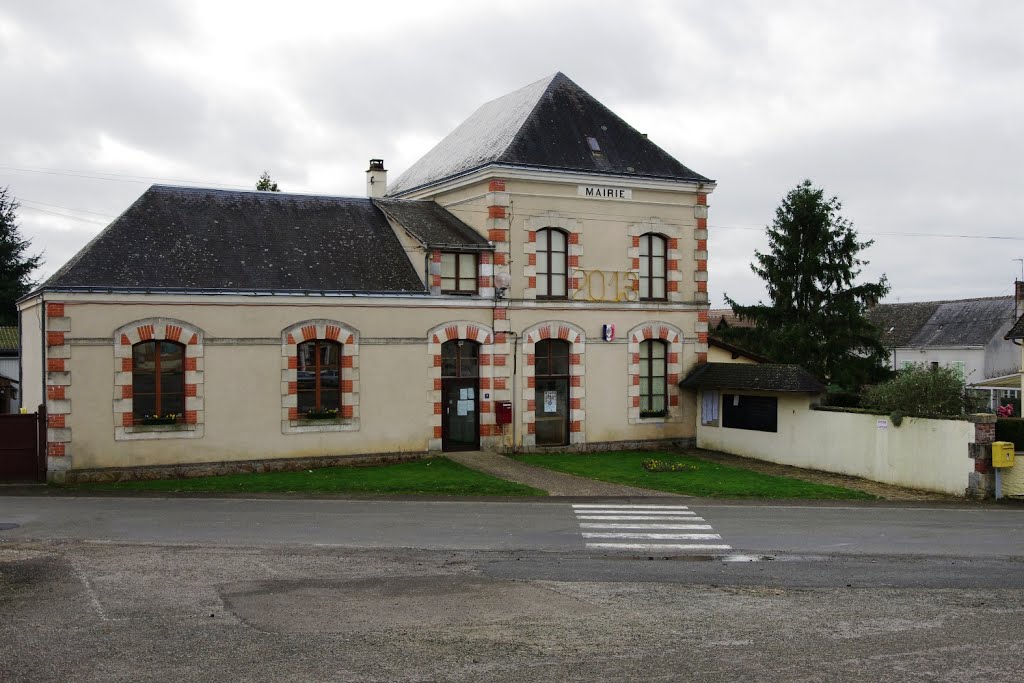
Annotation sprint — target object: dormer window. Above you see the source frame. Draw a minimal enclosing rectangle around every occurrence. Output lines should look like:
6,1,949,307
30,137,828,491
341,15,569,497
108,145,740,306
441,252,478,295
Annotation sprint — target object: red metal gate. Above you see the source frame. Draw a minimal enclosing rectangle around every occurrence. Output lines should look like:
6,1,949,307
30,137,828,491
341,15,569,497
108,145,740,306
0,405,46,482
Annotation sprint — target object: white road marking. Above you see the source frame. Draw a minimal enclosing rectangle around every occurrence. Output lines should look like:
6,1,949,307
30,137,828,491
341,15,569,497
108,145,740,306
69,557,108,622
572,504,691,510
586,543,732,551
577,528,712,532
572,504,731,554
582,532,723,540
575,515,700,521
573,509,697,516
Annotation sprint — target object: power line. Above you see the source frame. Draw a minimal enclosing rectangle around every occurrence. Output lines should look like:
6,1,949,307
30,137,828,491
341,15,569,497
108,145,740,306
4,163,1023,242
0,164,253,190
16,197,117,219
17,205,108,225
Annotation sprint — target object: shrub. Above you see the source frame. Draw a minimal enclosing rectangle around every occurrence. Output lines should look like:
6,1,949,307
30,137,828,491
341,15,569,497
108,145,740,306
861,364,969,418
996,418,1024,449
825,391,862,408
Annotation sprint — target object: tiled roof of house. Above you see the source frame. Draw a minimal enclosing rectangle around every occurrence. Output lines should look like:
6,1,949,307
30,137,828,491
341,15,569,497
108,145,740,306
708,308,754,330
374,199,491,249
679,362,826,394
0,326,17,353
387,72,711,195
1007,313,1024,340
42,186,432,294
866,296,1016,348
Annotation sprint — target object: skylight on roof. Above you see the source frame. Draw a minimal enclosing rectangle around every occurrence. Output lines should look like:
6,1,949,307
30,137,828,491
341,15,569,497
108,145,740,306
586,136,601,152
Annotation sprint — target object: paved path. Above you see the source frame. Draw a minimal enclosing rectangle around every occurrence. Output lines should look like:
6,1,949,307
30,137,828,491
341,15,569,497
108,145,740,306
444,450,680,497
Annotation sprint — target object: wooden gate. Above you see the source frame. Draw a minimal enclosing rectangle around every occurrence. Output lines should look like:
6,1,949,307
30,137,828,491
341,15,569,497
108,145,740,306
0,405,46,482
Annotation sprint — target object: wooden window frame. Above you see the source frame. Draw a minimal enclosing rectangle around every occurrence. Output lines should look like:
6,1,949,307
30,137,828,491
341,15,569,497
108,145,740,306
132,340,185,420
441,252,478,295
296,339,342,415
536,228,568,300
441,339,480,378
639,339,668,417
639,233,667,302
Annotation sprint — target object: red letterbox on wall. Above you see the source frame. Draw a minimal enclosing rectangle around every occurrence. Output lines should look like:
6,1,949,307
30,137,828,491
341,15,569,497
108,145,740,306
496,401,513,425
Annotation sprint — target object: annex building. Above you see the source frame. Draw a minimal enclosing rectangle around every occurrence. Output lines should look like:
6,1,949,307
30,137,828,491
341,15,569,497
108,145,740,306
18,72,716,481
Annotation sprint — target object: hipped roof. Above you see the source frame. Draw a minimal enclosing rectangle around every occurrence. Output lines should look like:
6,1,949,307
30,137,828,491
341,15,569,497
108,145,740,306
388,72,711,195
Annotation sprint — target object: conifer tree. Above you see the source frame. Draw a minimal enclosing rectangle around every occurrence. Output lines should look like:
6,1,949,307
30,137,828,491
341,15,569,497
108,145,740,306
722,179,889,387
255,171,280,192
0,186,42,324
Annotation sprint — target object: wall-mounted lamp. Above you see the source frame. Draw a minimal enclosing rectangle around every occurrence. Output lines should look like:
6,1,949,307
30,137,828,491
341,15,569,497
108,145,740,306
494,271,512,301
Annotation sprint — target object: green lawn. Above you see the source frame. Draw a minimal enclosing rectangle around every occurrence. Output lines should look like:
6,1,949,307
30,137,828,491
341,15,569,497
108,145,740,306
78,458,545,497
515,451,875,499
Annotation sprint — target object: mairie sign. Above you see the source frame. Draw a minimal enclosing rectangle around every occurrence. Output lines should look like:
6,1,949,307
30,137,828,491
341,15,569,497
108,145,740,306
577,185,632,200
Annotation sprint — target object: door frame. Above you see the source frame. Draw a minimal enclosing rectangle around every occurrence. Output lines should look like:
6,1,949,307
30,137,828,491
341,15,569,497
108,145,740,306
441,376,480,452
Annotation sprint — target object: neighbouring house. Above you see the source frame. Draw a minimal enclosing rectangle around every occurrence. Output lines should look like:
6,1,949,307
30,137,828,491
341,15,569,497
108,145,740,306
865,292,1022,406
707,308,753,333
0,325,19,414
17,72,717,481
1006,286,1024,396
707,337,769,365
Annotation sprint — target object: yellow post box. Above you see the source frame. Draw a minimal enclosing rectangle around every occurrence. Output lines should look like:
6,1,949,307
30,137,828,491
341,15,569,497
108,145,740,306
992,442,1015,468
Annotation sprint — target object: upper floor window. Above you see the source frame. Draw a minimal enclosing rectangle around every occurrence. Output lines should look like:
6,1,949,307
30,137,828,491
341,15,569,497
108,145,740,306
639,339,667,417
132,341,185,420
297,339,341,416
536,228,568,299
639,233,666,300
441,252,478,294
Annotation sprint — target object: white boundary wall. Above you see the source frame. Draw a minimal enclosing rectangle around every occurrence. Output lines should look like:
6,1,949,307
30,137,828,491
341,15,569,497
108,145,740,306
696,392,975,496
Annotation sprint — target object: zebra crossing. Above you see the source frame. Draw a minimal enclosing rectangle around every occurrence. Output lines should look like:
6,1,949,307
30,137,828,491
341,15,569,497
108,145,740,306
572,503,731,553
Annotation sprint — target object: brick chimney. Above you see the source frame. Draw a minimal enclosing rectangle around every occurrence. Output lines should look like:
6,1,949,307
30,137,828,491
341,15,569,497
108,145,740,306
366,159,387,198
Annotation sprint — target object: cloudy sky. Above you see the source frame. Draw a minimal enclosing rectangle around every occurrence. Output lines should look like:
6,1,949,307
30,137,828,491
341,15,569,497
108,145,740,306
2,0,1022,306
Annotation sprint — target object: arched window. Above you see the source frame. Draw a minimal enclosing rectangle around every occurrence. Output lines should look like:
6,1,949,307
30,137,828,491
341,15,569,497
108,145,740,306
639,339,667,417
297,339,342,416
639,233,666,300
132,341,185,420
536,228,568,299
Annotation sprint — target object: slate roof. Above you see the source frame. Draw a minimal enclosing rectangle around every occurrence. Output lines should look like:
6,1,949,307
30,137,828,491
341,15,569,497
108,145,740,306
679,363,826,394
866,297,1016,348
42,186,430,294
1007,314,1024,340
388,72,711,195
374,199,491,250
0,326,17,354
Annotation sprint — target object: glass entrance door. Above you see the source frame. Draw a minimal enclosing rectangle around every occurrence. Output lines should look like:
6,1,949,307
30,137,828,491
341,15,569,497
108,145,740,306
441,340,480,452
534,339,570,446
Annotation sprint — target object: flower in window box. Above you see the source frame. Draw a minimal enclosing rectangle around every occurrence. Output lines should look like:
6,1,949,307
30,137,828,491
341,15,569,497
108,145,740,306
303,408,340,420
139,413,180,426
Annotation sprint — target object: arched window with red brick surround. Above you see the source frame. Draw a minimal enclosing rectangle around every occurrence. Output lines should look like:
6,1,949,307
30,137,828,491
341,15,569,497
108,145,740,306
132,340,186,421
626,322,684,425
113,318,205,441
281,320,360,434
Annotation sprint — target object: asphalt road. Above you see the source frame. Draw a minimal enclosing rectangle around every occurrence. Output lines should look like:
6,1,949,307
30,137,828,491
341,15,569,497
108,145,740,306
3,495,1024,682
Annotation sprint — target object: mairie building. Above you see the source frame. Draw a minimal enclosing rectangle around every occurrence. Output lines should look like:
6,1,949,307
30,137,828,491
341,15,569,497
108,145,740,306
18,72,717,481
